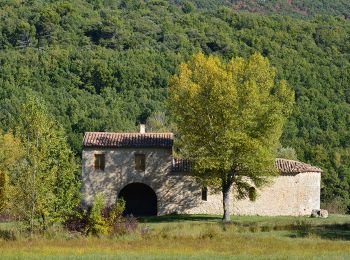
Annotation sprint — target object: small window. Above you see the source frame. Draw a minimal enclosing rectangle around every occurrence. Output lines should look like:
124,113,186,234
201,187,208,201
135,154,145,171
94,154,105,171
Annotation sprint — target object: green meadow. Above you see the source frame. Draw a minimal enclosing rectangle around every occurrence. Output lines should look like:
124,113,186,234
1,214,350,259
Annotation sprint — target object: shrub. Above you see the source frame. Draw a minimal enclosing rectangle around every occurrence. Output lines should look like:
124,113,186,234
106,198,126,227
86,194,109,236
105,198,138,235
111,215,138,235
64,195,138,236
64,205,89,233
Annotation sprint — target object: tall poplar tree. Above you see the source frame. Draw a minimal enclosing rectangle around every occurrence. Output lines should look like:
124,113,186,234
9,96,80,232
169,53,294,221
0,132,23,213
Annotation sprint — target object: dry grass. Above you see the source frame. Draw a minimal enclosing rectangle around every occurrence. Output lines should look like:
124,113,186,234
1,215,350,259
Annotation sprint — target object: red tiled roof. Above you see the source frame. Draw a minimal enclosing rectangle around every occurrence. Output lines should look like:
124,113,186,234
83,132,173,148
172,158,322,173
275,158,322,173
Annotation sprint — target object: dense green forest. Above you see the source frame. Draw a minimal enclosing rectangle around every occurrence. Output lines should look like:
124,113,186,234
1,0,350,210
177,0,350,19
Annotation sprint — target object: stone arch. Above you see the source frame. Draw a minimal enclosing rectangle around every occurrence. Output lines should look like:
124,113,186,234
118,182,157,216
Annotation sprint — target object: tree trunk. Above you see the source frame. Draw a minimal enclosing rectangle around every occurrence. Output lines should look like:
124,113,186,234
41,212,46,231
222,178,233,222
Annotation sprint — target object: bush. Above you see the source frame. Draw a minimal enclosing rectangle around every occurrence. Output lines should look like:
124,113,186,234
104,198,138,235
65,195,138,237
106,198,126,226
86,194,109,236
64,205,89,233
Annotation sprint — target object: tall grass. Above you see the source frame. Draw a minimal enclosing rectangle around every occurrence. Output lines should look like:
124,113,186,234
1,215,350,259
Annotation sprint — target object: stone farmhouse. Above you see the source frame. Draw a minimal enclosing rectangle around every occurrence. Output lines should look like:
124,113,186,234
82,126,322,216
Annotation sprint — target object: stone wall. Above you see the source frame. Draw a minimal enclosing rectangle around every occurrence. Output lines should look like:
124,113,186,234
184,172,321,216
82,148,321,216
82,147,202,215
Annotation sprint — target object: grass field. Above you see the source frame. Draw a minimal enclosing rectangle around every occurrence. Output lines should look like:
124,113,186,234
1,214,350,259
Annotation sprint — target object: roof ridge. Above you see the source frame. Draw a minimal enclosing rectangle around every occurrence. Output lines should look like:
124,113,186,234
276,158,308,164
172,157,322,173
85,131,174,134
83,132,173,148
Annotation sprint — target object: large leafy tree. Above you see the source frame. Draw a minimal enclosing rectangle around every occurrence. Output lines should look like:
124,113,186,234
169,53,294,221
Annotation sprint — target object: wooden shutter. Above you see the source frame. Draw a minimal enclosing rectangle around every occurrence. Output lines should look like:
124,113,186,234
135,154,146,171
94,154,105,171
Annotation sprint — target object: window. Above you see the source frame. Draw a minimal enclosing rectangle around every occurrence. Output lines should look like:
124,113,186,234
135,154,146,171
201,187,208,201
94,154,105,171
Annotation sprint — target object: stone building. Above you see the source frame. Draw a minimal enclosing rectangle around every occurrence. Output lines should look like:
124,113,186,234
82,127,322,216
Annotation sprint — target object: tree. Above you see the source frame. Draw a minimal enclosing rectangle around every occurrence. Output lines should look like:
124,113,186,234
276,145,298,160
8,96,80,232
0,131,24,213
145,111,173,132
169,53,294,221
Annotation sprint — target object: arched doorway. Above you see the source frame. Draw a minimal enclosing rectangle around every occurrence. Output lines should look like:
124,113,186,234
118,183,157,216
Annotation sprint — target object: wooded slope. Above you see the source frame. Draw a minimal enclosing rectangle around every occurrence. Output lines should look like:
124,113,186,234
1,0,350,209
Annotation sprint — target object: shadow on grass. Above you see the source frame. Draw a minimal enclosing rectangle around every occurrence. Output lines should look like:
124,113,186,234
138,214,222,223
291,224,350,240
139,214,350,241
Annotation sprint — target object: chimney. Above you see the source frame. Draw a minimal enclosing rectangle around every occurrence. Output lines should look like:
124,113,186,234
140,124,146,134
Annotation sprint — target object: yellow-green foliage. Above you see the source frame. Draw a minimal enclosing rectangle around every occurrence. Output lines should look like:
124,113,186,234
107,198,125,227
87,194,109,236
87,195,126,236
169,53,294,213
0,132,24,212
169,52,294,178
3,96,80,232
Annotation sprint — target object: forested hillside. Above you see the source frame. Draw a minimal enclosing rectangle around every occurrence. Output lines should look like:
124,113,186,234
177,0,350,19
1,0,350,210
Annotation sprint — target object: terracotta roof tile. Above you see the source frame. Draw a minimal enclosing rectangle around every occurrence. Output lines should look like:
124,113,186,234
172,158,322,173
275,158,322,173
84,132,322,174
83,132,173,148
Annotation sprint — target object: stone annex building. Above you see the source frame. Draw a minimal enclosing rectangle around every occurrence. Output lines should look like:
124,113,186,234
82,127,322,216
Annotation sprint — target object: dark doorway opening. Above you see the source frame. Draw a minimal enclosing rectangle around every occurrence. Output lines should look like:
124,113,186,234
118,183,157,216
